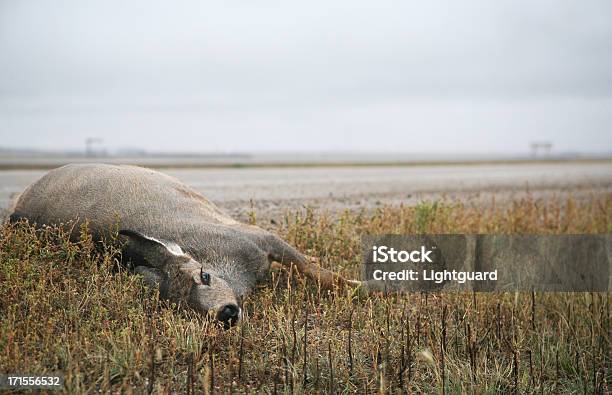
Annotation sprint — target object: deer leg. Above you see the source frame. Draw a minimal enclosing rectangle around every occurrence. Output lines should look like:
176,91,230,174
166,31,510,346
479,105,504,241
270,252,361,290
249,230,362,290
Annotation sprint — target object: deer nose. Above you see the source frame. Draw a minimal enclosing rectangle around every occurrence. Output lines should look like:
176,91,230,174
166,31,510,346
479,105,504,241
217,304,240,327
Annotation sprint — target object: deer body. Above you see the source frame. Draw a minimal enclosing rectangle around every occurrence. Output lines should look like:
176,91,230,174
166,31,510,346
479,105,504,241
9,164,358,326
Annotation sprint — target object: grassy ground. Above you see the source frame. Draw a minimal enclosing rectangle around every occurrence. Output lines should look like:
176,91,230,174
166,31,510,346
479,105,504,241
0,193,610,393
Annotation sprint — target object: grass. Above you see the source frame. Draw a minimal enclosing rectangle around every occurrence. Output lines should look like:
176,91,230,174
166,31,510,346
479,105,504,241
0,193,610,393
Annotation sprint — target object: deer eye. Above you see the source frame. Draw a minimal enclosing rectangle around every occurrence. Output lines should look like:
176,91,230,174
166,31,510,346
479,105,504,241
200,271,211,286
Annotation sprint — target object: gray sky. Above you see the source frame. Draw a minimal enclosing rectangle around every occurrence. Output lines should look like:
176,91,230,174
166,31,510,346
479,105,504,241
1,0,611,154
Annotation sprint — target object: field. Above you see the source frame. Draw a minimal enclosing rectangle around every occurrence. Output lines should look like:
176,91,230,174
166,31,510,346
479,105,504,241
0,193,610,393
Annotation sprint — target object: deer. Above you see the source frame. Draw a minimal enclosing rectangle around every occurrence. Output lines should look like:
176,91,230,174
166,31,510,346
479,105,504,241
7,163,361,327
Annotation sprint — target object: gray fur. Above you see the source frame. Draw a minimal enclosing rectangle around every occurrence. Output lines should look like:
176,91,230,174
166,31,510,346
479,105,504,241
8,164,358,324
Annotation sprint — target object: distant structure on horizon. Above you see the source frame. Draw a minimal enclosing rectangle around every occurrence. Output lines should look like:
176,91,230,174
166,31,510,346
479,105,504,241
530,142,553,157
85,137,104,157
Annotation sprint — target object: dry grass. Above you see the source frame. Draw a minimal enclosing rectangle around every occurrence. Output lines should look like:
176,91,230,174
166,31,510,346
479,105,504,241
0,193,610,394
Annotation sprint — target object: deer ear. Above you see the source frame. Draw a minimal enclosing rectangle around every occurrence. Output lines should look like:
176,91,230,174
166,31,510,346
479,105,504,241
119,229,188,268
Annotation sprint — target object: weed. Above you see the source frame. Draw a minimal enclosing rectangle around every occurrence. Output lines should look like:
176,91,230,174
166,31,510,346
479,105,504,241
0,194,610,393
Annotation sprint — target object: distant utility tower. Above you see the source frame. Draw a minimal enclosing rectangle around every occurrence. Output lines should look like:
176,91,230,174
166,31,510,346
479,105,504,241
530,142,552,157
85,138,103,157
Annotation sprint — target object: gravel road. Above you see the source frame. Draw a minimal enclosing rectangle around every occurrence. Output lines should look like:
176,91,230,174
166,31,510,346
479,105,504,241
1,162,610,222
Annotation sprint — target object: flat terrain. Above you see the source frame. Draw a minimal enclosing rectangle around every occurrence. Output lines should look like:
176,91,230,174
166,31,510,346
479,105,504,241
2,193,609,393
1,161,610,393
2,161,611,221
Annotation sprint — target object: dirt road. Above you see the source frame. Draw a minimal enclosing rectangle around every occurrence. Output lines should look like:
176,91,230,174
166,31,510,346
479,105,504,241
1,162,610,221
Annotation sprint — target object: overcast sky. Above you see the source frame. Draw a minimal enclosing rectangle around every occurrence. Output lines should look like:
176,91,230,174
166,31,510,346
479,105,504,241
1,0,611,154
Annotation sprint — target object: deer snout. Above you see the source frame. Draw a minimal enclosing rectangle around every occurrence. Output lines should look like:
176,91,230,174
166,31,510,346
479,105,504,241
217,304,241,328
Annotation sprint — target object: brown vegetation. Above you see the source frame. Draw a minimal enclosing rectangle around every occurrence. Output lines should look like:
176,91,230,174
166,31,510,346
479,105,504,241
1,193,610,393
